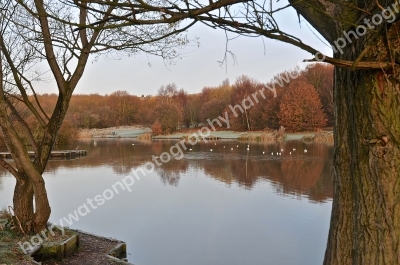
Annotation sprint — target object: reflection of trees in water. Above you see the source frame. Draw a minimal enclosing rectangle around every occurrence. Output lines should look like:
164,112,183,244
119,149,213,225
199,142,333,202
151,141,164,155
156,169,180,186
155,158,189,186
0,139,333,202
49,139,191,186
46,139,155,175
266,144,330,200
269,157,333,202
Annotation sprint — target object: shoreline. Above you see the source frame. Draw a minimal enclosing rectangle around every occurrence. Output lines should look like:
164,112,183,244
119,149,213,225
0,211,131,265
78,126,333,143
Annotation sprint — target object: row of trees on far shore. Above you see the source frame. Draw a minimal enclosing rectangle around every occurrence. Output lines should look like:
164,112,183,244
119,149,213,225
1,63,333,146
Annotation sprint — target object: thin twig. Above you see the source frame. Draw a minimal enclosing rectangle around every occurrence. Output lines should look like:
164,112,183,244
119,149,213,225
8,206,26,236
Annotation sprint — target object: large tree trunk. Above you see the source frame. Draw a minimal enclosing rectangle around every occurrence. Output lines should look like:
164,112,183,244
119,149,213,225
8,156,51,234
324,45,400,264
13,176,34,233
31,172,52,233
0,96,53,234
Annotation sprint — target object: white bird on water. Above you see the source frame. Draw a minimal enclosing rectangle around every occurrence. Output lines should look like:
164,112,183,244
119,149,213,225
215,143,216,145
263,151,265,154
189,149,192,151
237,145,239,147
132,144,135,146
276,152,278,155
304,149,307,153
247,148,249,151
271,152,274,155
280,149,284,152
279,153,281,156
290,152,292,155
231,148,233,150
293,148,296,151
223,146,225,148
210,149,213,152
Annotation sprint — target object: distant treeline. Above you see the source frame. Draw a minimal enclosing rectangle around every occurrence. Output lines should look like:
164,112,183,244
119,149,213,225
0,63,333,146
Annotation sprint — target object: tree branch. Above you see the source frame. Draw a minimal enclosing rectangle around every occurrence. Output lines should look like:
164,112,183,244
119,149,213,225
0,36,47,126
34,0,66,94
0,158,21,179
4,97,38,152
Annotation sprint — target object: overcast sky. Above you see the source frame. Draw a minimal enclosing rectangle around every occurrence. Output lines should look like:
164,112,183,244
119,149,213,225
36,3,333,96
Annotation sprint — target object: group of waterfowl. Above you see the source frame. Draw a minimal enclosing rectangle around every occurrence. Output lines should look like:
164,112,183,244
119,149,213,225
205,144,308,155
133,142,308,156
269,148,307,155
132,141,308,155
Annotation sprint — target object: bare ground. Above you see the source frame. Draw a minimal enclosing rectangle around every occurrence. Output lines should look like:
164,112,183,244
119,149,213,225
41,232,129,265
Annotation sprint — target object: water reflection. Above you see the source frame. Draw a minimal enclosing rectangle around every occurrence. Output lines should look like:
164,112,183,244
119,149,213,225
0,139,333,265
0,139,334,202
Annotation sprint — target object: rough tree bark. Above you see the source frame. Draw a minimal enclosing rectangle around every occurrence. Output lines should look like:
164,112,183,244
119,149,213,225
193,0,400,262
13,178,34,232
324,25,400,265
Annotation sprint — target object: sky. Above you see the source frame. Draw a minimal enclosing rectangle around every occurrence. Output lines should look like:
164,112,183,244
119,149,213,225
35,2,333,96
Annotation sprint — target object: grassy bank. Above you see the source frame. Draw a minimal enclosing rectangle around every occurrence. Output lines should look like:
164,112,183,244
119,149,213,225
78,125,151,139
77,126,334,144
152,130,333,143
0,211,35,264
0,210,76,265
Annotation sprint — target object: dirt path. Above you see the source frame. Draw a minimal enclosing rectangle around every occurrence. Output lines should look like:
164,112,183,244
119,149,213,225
41,232,129,265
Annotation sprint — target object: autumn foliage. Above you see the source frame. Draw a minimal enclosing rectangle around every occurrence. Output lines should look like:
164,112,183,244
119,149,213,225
151,121,163,135
0,64,334,146
151,101,182,134
278,80,327,131
302,64,334,126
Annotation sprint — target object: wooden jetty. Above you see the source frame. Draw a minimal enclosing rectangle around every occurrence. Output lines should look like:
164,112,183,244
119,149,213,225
0,150,87,160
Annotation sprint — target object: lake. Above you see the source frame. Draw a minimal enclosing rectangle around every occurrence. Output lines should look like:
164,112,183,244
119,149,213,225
0,139,333,265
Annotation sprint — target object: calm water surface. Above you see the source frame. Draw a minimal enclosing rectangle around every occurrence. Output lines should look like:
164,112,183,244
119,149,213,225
0,139,333,265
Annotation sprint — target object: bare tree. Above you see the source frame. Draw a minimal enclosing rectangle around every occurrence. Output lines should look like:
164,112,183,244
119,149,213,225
0,0,243,233
75,1,400,264
3,0,400,263
158,83,178,103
